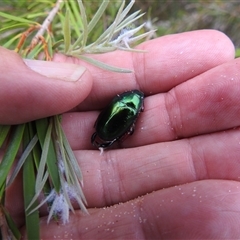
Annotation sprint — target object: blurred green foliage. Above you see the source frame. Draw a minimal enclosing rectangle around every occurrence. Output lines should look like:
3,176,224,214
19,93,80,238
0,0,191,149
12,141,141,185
1,0,240,56
0,1,122,49
131,0,240,56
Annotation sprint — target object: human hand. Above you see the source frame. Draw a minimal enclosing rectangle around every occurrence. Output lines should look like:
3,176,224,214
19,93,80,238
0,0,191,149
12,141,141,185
0,46,92,124
4,29,240,239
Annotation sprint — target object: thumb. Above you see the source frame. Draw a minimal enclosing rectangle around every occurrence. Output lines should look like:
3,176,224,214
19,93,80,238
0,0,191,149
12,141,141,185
0,47,92,124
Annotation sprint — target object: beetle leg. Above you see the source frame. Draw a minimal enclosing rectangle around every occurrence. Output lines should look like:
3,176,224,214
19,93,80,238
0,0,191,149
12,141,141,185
129,124,135,135
91,132,103,148
91,132,116,149
100,140,115,149
91,132,97,145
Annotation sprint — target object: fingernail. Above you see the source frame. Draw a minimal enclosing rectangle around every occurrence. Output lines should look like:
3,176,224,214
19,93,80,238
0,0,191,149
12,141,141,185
23,59,86,81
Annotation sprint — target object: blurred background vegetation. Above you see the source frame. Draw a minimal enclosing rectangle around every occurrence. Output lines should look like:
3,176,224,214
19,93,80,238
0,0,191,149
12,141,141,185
0,0,240,56
133,0,240,48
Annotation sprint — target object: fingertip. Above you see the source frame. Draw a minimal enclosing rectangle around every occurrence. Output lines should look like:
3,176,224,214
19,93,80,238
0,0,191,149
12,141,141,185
138,29,235,61
134,29,235,93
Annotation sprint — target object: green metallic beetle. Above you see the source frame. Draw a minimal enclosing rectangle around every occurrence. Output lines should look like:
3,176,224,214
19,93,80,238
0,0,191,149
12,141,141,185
91,90,144,149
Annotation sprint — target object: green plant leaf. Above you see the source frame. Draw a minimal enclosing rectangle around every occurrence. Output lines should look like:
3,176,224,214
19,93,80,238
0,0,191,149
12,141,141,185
23,124,40,240
0,11,37,24
60,128,83,185
77,0,88,48
63,9,71,53
26,44,44,59
0,23,30,33
105,0,126,44
35,118,61,193
7,134,38,187
53,116,70,182
68,0,83,31
0,124,25,193
235,48,240,58
87,0,109,35
2,206,21,240
47,34,53,59
26,170,49,212
84,2,140,50
116,10,142,29
0,125,10,147
78,55,132,73
67,0,82,37
2,33,20,48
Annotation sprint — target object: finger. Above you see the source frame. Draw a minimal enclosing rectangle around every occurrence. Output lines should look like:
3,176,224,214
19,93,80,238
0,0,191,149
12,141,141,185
126,57,240,147
29,180,240,239
54,29,235,110
75,128,240,207
0,47,92,124
61,57,240,149
6,122,239,226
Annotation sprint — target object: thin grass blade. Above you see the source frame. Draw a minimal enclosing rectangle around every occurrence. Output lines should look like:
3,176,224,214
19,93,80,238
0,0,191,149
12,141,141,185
7,135,38,186
78,55,132,73
63,9,71,53
87,0,109,34
81,45,116,54
0,124,25,192
26,171,49,212
53,116,71,182
26,44,44,59
60,176,75,213
47,34,53,59
86,1,125,48
0,11,37,24
95,11,144,47
66,164,88,211
115,12,144,32
0,125,10,147
0,23,30,33
27,187,52,216
35,120,52,191
60,127,83,183
104,0,125,44
2,206,21,240
45,128,61,192
35,118,61,193
23,125,40,240
77,0,88,48
128,30,156,45
116,0,136,25
63,1,82,51
68,0,83,33
2,33,20,48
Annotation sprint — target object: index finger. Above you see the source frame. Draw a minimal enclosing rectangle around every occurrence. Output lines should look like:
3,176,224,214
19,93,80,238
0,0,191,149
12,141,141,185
58,29,234,110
